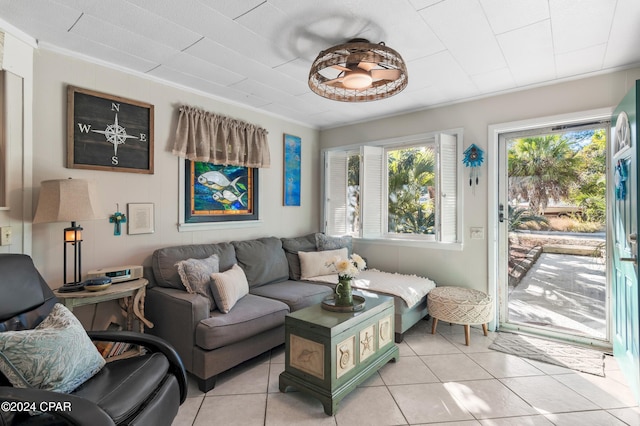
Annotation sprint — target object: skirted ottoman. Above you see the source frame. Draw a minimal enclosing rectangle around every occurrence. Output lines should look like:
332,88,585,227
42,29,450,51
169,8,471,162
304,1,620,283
427,286,493,345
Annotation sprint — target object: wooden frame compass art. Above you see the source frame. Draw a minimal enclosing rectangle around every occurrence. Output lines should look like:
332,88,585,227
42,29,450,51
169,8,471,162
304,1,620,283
67,86,154,174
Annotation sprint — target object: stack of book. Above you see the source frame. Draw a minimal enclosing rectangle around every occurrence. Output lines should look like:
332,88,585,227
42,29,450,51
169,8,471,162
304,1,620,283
94,322,134,359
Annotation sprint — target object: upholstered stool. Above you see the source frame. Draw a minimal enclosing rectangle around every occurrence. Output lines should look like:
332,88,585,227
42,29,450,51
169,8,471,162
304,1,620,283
427,286,493,346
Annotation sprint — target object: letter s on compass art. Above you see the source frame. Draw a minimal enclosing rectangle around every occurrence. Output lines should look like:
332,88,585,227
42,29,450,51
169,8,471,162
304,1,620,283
67,86,154,174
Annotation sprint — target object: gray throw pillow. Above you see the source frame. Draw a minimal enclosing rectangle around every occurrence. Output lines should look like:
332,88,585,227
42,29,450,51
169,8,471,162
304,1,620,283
0,303,105,393
281,233,317,280
315,233,353,255
176,254,219,310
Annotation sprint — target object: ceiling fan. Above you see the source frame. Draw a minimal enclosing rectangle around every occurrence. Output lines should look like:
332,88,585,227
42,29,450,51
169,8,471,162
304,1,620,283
308,38,408,102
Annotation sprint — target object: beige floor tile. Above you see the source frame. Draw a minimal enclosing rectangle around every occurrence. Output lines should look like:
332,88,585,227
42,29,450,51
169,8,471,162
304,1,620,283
335,386,407,425
397,340,417,357
422,421,481,426
472,352,544,378
206,362,270,395
421,354,492,382
265,392,337,425
195,394,266,426
359,370,385,387
608,406,640,425
544,410,628,425
552,371,637,409
478,415,554,425
378,355,439,385
268,363,285,393
520,358,575,376
185,374,205,398
388,383,475,424
171,395,203,426
442,331,497,354
446,379,537,419
501,376,599,414
404,332,463,356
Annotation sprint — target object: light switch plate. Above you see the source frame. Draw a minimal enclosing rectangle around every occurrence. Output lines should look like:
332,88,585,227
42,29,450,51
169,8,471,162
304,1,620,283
1,227,11,246
470,227,484,239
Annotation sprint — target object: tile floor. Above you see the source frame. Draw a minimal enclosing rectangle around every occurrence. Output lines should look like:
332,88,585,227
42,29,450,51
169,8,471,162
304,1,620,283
172,318,639,425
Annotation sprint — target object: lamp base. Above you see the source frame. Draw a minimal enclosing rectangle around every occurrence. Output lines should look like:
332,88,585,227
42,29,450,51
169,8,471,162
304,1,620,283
57,283,85,293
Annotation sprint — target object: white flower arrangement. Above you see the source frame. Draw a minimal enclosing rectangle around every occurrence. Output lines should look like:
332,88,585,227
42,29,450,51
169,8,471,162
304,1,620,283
328,253,366,280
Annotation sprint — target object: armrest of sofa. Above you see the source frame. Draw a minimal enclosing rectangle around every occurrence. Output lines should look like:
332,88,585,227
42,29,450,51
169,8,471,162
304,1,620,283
144,287,210,372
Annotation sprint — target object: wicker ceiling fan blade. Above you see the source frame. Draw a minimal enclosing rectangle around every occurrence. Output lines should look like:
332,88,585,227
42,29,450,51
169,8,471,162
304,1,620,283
371,69,401,81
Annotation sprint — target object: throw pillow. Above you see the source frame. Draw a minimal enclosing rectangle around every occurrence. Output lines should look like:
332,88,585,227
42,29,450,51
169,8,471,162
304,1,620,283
176,254,220,310
298,247,348,280
315,233,353,255
0,303,105,393
209,264,249,313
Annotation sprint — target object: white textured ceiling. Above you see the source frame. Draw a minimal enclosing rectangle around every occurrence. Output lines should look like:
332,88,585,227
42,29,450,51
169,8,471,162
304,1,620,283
1,0,639,129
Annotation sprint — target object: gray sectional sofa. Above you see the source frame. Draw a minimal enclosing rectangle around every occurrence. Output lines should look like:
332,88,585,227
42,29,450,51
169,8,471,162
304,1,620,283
144,233,429,392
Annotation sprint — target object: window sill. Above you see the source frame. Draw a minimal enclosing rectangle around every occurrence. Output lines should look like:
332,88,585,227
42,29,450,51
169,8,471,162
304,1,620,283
354,237,463,251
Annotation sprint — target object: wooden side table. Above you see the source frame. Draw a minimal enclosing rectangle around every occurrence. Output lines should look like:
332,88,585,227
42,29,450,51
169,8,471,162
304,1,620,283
53,278,154,333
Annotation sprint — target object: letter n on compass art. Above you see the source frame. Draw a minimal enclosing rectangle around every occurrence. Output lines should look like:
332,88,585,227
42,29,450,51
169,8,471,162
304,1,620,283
67,86,154,174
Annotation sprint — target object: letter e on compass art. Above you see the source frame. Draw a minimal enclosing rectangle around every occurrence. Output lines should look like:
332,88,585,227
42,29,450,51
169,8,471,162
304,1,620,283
67,86,154,174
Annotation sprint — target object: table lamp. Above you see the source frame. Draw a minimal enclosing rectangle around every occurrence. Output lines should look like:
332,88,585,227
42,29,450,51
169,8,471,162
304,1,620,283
33,178,104,289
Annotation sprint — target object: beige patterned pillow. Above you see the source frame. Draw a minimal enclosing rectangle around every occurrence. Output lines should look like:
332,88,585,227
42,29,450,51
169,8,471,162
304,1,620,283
176,254,219,310
209,264,249,313
298,248,348,279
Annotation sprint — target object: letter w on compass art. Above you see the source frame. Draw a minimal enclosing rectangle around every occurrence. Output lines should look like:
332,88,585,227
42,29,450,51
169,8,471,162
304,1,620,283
67,86,154,174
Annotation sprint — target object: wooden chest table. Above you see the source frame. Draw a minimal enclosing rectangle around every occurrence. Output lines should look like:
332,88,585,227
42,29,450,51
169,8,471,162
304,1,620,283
279,292,398,415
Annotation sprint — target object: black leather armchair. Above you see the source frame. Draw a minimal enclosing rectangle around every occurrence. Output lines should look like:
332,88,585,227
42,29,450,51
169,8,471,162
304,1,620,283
0,254,187,425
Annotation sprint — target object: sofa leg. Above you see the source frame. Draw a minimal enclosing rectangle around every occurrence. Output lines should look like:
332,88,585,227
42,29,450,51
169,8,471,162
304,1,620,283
394,332,403,343
198,376,217,393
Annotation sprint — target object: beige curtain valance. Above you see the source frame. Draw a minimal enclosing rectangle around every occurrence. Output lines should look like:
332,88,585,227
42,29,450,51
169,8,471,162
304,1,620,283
172,106,270,168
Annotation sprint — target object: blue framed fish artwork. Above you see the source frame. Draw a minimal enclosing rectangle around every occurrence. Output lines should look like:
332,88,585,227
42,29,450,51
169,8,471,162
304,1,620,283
185,160,259,223
283,134,301,206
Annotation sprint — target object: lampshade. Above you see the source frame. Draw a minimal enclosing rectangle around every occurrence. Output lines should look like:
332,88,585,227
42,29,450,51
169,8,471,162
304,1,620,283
33,178,104,224
308,38,408,102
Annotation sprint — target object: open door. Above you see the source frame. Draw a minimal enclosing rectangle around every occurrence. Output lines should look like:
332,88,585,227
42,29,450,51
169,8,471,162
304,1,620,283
611,80,640,402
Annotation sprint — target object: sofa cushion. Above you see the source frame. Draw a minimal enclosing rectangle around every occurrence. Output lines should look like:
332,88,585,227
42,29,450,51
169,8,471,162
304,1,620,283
209,264,249,313
0,303,105,393
232,237,289,288
250,280,333,311
315,233,353,255
298,248,348,280
195,294,289,350
152,243,236,290
281,233,317,280
176,254,219,310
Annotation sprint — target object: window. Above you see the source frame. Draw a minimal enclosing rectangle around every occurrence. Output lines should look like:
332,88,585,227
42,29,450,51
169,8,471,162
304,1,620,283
323,131,461,243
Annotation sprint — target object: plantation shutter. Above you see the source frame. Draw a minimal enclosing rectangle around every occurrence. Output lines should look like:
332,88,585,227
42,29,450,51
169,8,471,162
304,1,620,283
361,146,384,238
324,151,348,235
437,133,458,242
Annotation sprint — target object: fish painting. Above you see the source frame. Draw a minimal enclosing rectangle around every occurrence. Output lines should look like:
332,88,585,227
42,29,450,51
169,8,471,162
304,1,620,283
213,190,246,207
187,160,258,223
197,171,241,192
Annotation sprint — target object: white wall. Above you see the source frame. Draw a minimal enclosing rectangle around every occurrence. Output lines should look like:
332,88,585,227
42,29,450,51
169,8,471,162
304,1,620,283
30,49,320,287
320,67,640,294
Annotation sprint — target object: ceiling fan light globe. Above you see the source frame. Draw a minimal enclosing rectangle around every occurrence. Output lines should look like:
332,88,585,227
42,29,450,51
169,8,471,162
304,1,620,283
342,73,373,89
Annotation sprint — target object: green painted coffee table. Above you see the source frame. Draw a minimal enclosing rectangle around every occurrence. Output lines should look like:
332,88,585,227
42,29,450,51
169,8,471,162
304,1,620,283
279,292,398,415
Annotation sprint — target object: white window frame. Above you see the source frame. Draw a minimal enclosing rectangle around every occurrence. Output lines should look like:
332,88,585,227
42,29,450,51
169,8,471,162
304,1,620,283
322,129,463,247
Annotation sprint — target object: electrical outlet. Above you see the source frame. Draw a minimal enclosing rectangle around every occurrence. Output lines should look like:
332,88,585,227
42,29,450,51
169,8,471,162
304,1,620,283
470,227,484,239
1,227,11,246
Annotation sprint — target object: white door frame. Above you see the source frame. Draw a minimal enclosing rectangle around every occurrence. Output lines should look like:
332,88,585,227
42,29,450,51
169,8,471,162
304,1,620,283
487,107,612,335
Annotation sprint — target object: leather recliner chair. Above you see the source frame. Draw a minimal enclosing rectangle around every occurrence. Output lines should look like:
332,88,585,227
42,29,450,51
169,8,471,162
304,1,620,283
0,254,187,425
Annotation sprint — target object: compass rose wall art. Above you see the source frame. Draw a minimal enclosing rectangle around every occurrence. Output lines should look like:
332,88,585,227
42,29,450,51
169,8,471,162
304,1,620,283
67,86,154,174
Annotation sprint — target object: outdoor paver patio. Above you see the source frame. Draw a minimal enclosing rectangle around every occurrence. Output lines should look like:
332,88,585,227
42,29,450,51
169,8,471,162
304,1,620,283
509,252,606,338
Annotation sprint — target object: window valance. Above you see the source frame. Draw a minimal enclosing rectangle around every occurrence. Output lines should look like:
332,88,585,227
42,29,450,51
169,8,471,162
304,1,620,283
172,106,270,168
